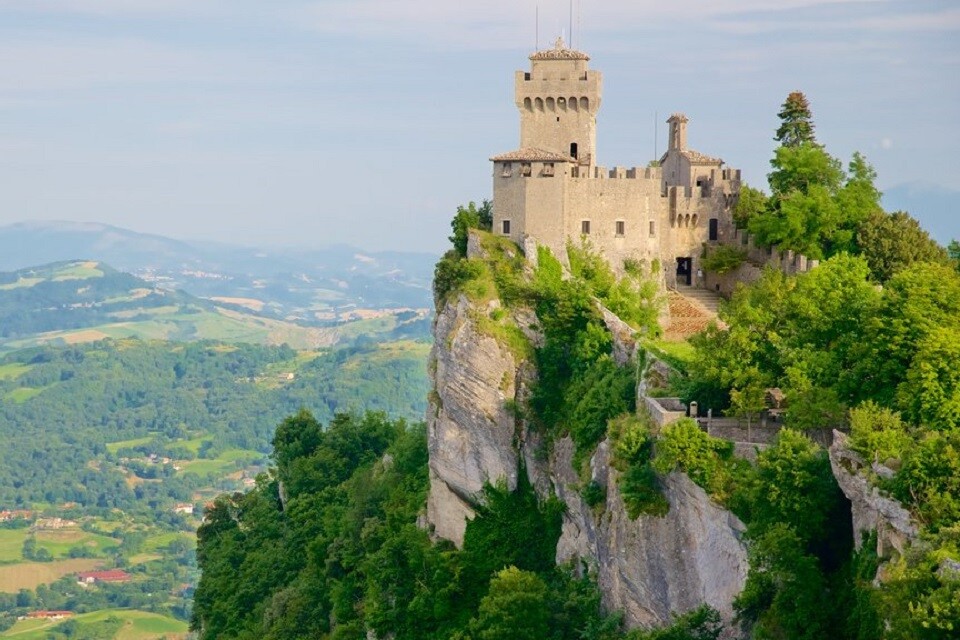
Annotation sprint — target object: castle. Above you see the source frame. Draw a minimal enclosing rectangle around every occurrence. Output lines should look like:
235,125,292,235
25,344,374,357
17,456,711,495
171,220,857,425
490,38,742,287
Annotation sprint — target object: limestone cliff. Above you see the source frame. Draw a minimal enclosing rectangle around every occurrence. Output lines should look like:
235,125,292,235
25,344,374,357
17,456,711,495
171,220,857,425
552,437,748,628
828,430,918,559
426,293,525,545
425,239,749,630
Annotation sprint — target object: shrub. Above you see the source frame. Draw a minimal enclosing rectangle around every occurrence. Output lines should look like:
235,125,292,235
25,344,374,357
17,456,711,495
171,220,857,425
701,245,748,275
652,418,736,502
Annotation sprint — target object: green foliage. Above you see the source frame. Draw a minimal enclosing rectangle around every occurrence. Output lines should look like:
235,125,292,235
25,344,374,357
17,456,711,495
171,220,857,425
849,401,912,463
734,524,831,640
891,429,960,532
434,251,485,304
462,470,564,588
581,481,606,508
700,245,747,275
568,239,661,335
651,419,738,503
750,429,846,548
0,339,429,511
896,327,960,431
949,240,960,271
465,567,550,640
857,210,948,282
450,202,490,257
610,415,668,518
879,526,960,640
194,407,627,640
774,91,816,147
566,356,637,462
626,605,722,640
733,183,768,228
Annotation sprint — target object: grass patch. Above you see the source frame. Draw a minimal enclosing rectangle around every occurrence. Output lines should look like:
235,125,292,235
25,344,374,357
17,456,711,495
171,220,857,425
0,362,32,380
0,277,43,291
0,608,188,640
4,387,46,403
34,529,118,559
50,261,104,281
643,338,696,373
0,558,101,593
181,449,261,476
106,436,156,454
0,530,27,563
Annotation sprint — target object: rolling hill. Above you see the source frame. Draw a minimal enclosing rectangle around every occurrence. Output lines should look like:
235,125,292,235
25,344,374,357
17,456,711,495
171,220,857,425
0,260,428,352
0,221,436,321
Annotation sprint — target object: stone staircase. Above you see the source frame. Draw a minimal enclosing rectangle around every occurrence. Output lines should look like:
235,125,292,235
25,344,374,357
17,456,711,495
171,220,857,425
663,285,725,340
675,285,723,314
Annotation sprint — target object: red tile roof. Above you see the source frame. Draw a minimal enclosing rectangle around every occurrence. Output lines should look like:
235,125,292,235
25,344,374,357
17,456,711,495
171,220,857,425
77,569,131,582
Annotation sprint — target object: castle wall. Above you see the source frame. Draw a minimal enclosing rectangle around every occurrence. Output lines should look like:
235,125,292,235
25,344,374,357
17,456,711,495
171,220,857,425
564,167,663,269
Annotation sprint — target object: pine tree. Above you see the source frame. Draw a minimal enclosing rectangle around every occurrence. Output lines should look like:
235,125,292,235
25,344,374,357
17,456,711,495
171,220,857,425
775,91,816,147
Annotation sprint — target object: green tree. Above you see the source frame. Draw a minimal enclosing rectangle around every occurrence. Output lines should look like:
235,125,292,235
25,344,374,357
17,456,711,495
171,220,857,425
735,524,830,640
856,210,948,281
896,327,960,430
775,91,816,147
832,152,882,254
733,183,768,228
450,202,488,257
848,401,912,463
626,606,722,640
466,567,549,640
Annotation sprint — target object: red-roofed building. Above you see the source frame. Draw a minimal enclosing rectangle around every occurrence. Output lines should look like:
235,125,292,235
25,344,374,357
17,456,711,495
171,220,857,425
76,569,131,585
22,610,73,620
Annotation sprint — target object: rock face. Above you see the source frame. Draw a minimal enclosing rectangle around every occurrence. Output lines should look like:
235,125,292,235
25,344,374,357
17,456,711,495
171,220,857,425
552,437,748,628
828,430,918,558
426,293,522,546
425,282,749,630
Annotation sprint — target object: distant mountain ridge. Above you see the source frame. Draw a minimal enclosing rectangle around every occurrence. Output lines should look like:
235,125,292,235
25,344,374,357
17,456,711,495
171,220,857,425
0,221,437,322
0,259,428,351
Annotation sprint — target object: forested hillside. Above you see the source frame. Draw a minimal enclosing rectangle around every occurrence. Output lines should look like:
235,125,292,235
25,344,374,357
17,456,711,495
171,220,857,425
0,336,429,638
0,339,429,510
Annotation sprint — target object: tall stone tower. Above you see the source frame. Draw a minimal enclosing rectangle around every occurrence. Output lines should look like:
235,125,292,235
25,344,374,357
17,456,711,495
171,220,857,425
514,37,601,166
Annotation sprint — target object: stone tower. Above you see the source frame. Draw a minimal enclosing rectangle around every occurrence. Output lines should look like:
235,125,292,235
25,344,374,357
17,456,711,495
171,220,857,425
667,113,689,152
514,37,601,167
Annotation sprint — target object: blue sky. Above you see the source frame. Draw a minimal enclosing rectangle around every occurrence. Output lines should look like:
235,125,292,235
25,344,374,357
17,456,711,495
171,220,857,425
0,0,956,252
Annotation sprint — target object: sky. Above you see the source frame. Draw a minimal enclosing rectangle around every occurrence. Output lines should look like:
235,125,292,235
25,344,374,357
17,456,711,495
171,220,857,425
0,0,957,253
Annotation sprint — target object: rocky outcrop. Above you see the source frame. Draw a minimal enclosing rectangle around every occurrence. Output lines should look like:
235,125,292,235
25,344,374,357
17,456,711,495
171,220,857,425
828,430,918,558
425,294,524,546
426,233,749,629
425,291,749,629
551,437,748,628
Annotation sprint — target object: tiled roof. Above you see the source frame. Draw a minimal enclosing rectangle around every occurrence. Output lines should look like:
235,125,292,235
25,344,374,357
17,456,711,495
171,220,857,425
660,148,723,165
490,147,575,162
682,149,722,164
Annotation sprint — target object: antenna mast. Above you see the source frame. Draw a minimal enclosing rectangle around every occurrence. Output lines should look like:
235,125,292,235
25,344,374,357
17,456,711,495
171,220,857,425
535,4,539,50
654,111,658,162
569,0,573,48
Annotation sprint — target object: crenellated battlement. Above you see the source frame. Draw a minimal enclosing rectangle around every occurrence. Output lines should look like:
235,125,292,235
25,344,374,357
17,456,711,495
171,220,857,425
491,43,766,290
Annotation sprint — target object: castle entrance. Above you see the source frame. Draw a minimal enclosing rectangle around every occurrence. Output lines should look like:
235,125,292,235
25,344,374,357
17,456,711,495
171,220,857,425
676,257,692,286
